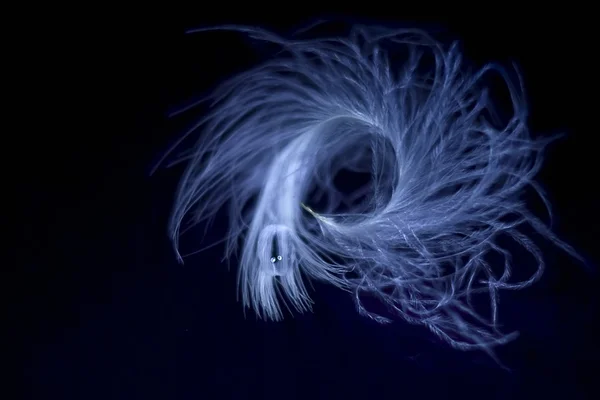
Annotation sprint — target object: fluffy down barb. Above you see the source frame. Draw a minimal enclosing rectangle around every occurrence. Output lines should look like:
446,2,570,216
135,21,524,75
165,25,580,353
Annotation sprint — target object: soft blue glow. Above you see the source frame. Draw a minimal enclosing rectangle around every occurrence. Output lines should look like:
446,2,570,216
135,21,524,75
162,25,581,355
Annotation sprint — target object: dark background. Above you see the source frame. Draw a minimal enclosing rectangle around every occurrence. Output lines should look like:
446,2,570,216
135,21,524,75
16,11,599,400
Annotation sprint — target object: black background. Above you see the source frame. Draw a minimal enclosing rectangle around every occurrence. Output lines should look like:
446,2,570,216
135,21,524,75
16,11,599,400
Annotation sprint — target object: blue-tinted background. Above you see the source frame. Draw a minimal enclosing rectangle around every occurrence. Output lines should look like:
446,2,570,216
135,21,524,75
18,12,598,400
